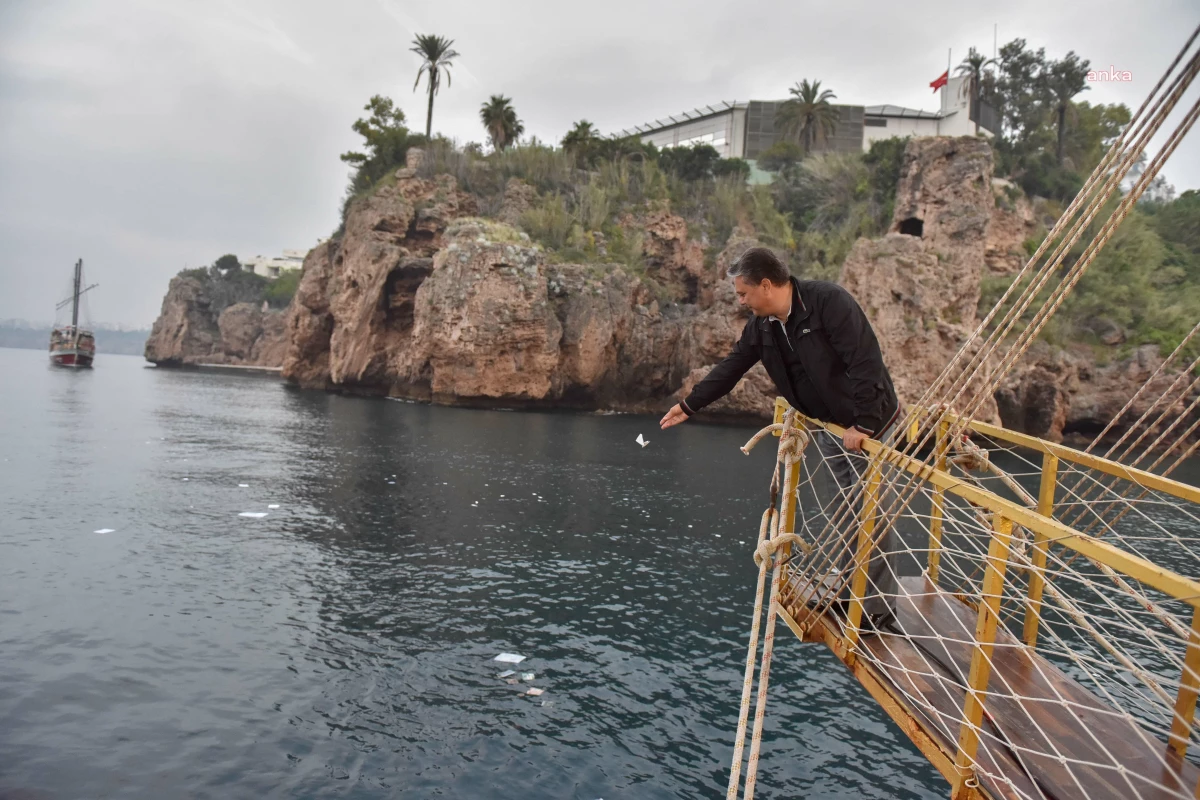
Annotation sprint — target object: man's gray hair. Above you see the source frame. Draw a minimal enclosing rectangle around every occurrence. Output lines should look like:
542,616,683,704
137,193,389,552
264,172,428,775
727,246,790,287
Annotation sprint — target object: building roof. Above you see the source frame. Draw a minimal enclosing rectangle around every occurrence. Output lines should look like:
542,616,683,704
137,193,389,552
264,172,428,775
613,100,744,138
864,104,941,119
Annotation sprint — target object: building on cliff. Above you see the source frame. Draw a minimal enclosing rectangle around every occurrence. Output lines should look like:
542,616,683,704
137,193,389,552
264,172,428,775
615,75,995,162
243,249,308,279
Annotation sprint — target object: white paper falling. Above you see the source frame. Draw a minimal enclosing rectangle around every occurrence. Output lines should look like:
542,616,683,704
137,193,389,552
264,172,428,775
635,433,649,448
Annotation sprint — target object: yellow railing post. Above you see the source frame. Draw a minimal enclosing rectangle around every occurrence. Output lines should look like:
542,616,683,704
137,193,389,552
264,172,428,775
1169,606,1200,758
952,513,1014,799
1022,453,1058,647
844,462,881,666
928,419,950,585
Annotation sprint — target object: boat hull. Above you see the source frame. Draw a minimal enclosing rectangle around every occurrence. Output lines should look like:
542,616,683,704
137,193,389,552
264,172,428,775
50,350,94,368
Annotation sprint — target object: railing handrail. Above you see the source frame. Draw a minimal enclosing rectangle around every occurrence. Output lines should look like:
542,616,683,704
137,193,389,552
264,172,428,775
774,401,1200,606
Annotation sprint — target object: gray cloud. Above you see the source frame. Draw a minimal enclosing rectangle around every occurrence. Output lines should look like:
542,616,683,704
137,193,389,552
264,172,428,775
1,0,1196,326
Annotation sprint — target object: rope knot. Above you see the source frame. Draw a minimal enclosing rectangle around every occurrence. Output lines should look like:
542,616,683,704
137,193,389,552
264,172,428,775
753,533,809,568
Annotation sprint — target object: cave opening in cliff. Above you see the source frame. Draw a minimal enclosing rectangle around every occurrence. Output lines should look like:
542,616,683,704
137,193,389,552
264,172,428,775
382,258,433,334
899,217,924,237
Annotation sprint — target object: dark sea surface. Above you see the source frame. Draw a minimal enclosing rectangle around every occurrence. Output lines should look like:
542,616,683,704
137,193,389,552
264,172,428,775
0,346,943,799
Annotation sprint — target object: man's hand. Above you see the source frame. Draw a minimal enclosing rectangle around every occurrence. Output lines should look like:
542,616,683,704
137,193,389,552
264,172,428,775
660,404,690,430
843,426,870,453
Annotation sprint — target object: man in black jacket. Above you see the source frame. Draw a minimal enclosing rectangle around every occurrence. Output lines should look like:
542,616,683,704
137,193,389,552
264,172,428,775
659,247,901,626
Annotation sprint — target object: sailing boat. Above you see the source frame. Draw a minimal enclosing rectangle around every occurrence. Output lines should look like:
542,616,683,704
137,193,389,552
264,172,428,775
49,259,98,368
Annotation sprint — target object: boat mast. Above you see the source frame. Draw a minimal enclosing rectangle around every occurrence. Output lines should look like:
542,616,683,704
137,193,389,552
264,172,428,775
71,259,82,328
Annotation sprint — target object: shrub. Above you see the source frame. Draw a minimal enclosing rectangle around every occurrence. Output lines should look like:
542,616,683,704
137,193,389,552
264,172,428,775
264,269,302,308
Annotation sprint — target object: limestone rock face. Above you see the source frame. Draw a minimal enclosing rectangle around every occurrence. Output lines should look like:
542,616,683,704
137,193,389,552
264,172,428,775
997,345,1198,445
841,136,1000,423
498,178,536,226
986,179,1037,275
144,276,291,368
282,240,336,388
144,276,220,366
218,303,263,360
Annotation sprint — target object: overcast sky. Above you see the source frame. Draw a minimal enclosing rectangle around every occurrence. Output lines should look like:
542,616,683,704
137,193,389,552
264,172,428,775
1,0,1197,328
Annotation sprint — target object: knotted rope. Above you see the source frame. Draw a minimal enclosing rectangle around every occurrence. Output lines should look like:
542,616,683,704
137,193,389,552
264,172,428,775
726,410,809,800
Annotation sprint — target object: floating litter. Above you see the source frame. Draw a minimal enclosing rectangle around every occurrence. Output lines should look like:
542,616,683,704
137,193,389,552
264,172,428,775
268,504,280,509
93,528,115,534
238,484,249,488
506,678,519,685
521,672,535,681
494,653,525,664
239,512,268,518
182,478,189,481
388,481,395,485
635,433,649,448
525,687,545,697
715,534,721,538
497,670,515,678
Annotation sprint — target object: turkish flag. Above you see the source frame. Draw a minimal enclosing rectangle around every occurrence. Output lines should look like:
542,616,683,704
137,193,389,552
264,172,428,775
930,70,949,92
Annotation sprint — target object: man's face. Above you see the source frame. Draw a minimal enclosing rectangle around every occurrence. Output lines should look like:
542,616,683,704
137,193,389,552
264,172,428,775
733,276,774,316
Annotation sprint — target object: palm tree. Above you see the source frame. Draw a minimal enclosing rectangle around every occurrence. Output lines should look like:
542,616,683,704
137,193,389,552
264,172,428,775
775,80,840,156
955,46,997,134
479,95,524,151
411,34,459,138
562,120,598,151
1045,51,1091,165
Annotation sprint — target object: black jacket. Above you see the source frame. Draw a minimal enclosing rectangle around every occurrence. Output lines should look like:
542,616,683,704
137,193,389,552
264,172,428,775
682,278,899,433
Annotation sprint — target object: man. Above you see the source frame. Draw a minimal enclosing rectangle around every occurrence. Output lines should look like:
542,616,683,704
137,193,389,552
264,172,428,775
659,247,901,628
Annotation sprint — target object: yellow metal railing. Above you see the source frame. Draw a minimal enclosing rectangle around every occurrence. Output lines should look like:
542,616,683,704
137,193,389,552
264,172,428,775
770,399,1200,796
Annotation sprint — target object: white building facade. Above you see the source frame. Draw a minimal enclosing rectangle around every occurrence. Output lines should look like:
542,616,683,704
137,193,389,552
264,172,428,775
243,249,306,279
616,75,995,163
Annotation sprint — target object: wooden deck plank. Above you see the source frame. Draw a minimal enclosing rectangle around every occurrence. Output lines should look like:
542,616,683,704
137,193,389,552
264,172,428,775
851,577,1200,799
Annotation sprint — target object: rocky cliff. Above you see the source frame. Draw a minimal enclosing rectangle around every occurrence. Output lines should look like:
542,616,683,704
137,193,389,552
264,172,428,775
149,139,1184,443
280,177,755,413
840,136,1002,423
145,274,287,367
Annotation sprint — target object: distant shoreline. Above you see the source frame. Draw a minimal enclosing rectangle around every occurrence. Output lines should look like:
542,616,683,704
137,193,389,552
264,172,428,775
0,325,149,356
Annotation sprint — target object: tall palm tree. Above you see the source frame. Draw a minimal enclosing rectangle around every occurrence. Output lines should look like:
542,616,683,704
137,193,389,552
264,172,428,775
955,46,997,134
562,119,599,166
1045,51,1091,166
775,80,840,156
479,95,524,151
562,120,598,151
411,34,459,138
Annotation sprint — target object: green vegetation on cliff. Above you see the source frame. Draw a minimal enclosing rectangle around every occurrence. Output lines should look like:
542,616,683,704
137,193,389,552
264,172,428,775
330,29,1195,354
177,255,297,312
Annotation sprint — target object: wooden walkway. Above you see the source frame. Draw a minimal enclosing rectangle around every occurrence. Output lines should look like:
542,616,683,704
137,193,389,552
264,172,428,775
781,577,1200,800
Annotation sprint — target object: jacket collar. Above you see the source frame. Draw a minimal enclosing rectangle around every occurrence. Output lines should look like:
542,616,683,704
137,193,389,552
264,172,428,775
757,277,811,331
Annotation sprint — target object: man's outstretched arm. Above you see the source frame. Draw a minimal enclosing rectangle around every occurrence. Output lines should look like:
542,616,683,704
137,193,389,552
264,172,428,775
660,323,760,429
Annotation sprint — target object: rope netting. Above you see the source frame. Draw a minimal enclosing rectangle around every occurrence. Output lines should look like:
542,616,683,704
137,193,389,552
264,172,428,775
726,22,1200,800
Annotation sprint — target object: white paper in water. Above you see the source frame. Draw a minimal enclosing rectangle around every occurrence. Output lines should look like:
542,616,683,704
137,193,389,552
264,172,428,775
93,528,115,534
493,653,525,664
521,672,535,681
238,484,249,488
496,670,515,678
238,512,268,518
267,504,280,509
525,687,545,697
